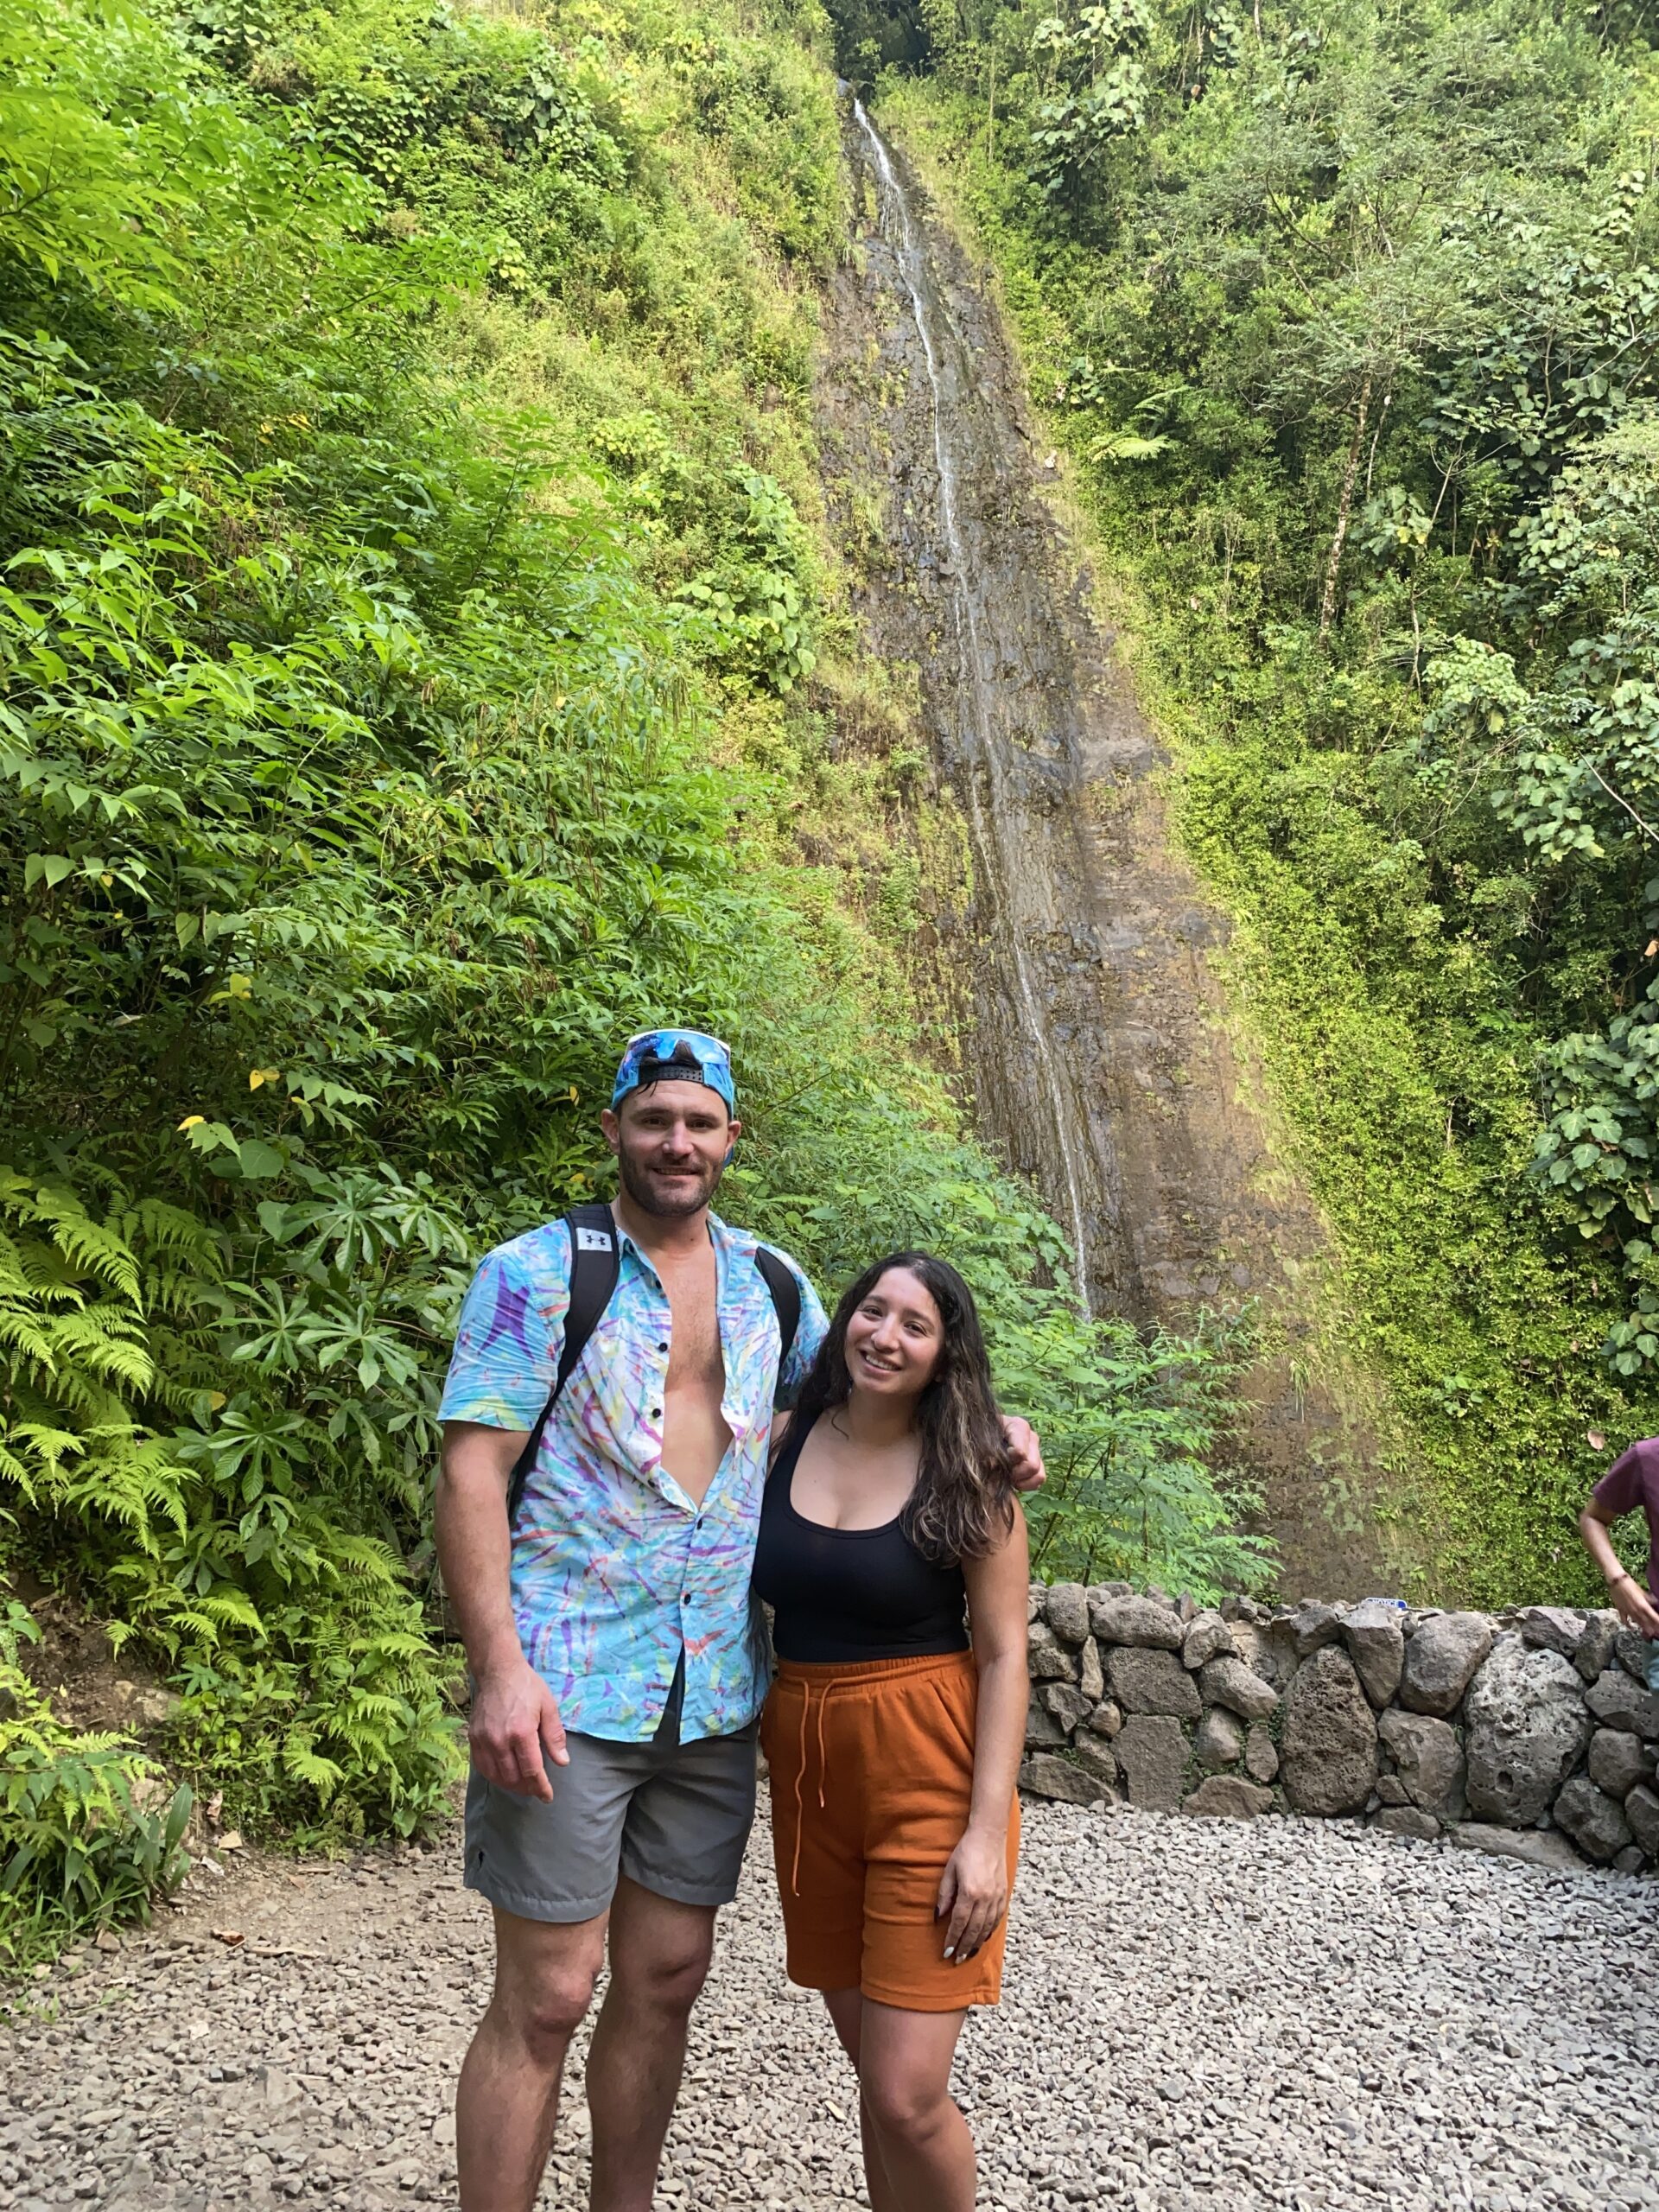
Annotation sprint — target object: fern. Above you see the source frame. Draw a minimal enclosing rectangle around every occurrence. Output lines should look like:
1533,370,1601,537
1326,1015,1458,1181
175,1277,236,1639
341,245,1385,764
0,1669,192,1966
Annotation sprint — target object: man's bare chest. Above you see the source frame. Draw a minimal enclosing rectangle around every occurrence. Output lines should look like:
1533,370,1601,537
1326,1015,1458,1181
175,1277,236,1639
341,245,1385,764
658,1261,725,1394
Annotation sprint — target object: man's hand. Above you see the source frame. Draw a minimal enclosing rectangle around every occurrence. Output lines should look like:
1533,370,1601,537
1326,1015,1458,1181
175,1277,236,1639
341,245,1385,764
1001,1414,1045,1493
1611,1573,1659,1639
469,1656,569,1800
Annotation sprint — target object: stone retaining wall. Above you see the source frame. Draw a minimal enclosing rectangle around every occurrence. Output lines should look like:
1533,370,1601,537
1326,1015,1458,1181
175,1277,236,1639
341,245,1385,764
1021,1584,1659,1873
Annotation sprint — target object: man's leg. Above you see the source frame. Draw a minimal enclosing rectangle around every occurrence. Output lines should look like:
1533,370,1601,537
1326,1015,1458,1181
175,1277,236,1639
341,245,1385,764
457,1904,609,2212
584,1876,718,2212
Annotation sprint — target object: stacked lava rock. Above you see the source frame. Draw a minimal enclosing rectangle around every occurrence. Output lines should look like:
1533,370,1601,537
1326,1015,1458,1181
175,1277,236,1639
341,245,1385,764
1020,1584,1659,1874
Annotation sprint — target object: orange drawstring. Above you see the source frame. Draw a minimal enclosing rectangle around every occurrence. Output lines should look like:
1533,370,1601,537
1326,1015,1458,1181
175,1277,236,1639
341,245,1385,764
788,1676,840,1894
790,1681,810,1896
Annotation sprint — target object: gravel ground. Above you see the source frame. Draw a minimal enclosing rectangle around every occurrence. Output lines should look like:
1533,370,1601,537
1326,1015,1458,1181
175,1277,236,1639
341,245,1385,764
1,1795,1655,2212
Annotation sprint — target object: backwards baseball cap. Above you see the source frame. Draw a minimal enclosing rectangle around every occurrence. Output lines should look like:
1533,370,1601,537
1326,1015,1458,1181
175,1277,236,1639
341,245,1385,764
611,1027,737,1115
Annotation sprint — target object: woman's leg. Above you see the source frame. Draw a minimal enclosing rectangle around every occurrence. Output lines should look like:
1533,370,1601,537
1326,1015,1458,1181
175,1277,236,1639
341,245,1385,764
855,1999,973,2212
822,1990,904,2212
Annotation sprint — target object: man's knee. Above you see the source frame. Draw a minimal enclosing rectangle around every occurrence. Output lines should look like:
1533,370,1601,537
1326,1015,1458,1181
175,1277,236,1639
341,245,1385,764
610,1931,714,2019
498,1958,601,2063
490,1911,607,2067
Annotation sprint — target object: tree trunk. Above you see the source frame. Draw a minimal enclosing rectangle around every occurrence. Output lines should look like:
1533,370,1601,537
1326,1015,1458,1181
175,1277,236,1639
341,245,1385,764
1318,371,1373,641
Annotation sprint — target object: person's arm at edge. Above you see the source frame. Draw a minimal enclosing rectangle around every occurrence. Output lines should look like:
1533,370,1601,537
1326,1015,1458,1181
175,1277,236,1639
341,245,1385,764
938,1500,1031,1964
435,1421,569,1799
1578,1490,1659,1637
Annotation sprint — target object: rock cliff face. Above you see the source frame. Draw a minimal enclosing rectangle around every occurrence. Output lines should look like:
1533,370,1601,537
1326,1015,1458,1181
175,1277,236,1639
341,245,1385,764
812,101,1402,1595
1020,1586,1659,1876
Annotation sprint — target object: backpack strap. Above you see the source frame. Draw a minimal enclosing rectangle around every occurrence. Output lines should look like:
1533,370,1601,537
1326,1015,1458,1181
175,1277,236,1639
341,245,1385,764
504,1215,804,1525
753,1244,802,1389
505,1203,620,1529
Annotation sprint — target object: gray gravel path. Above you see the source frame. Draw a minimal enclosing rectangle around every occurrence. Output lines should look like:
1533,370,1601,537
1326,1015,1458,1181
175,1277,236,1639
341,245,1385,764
1,1796,1655,2211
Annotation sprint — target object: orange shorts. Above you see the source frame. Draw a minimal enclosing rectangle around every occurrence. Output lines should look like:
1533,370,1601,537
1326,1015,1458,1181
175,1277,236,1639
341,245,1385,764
760,1649,1020,2012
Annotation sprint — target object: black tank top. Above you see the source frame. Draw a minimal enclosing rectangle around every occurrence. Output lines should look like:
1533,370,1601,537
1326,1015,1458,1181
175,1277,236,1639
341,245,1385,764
752,1411,969,1663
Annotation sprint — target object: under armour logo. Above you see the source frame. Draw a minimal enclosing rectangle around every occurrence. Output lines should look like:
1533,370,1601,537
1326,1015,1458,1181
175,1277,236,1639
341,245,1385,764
575,1227,614,1252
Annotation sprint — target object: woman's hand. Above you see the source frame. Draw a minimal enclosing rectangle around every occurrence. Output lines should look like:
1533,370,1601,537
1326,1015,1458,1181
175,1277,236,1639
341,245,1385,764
937,1825,1008,1964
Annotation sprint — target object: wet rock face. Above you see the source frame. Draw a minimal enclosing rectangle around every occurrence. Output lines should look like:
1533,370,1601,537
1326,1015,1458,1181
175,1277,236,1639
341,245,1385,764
1281,1648,1378,1816
1462,1637,1593,1828
817,106,1395,1599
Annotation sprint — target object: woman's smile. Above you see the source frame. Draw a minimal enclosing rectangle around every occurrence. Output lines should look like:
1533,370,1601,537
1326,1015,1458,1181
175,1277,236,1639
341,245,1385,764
845,1268,944,1395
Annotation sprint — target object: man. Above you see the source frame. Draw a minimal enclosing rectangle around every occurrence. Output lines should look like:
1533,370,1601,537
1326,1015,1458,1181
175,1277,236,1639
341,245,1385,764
1579,1437,1659,1679
435,1027,1043,2212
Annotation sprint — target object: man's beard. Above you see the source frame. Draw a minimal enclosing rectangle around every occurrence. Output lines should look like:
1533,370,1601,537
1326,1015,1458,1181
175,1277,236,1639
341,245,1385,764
617,1147,724,1218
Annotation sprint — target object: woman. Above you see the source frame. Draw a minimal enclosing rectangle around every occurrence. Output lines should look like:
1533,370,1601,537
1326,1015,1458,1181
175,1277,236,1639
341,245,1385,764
753,1250,1029,2212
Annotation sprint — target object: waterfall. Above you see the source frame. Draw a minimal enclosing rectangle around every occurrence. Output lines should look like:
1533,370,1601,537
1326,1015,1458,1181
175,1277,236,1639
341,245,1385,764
849,99,1096,1313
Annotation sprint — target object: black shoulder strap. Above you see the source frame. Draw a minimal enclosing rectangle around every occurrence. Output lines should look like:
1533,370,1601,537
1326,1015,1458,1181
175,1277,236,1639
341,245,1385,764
753,1245,801,1382
505,1203,620,1529
505,1216,802,1525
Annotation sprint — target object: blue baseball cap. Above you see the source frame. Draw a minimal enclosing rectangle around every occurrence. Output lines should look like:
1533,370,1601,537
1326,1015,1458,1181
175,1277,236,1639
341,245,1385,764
611,1028,736,1115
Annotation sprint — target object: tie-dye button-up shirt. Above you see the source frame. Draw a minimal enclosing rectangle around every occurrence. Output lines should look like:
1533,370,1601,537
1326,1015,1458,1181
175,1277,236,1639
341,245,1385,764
439,1211,828,1745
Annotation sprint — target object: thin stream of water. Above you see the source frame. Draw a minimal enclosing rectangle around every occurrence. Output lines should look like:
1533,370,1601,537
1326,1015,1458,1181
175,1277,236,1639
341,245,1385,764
850,99,1095,1311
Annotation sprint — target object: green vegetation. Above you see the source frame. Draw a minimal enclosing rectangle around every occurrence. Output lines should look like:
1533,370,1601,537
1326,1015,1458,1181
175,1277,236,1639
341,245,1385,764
0,0,1264,1955
877,0,1659,1599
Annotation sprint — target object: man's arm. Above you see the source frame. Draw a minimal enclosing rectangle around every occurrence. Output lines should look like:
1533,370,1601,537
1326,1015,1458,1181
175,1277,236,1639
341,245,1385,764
436,1421,569,1799
1001,1414,1045,1493
1577,1496,1659,1637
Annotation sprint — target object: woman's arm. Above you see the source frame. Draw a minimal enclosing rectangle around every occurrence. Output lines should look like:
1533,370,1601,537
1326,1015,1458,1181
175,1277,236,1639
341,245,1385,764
938,1503,1031,1965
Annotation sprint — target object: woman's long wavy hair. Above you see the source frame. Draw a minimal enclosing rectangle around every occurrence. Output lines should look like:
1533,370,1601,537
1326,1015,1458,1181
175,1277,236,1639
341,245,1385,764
791,1250,1015,1564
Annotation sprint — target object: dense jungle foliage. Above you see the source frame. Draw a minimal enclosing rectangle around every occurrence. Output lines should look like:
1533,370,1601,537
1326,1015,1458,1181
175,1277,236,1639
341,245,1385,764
0,0,1268,1957
874,0,1659,1601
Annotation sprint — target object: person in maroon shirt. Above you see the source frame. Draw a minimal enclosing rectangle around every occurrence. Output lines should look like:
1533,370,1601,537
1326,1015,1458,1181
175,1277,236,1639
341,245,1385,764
1579,1438,1659,1688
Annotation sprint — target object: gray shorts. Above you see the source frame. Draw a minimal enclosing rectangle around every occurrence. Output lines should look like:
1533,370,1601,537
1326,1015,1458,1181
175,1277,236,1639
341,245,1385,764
462,1688,759,1923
